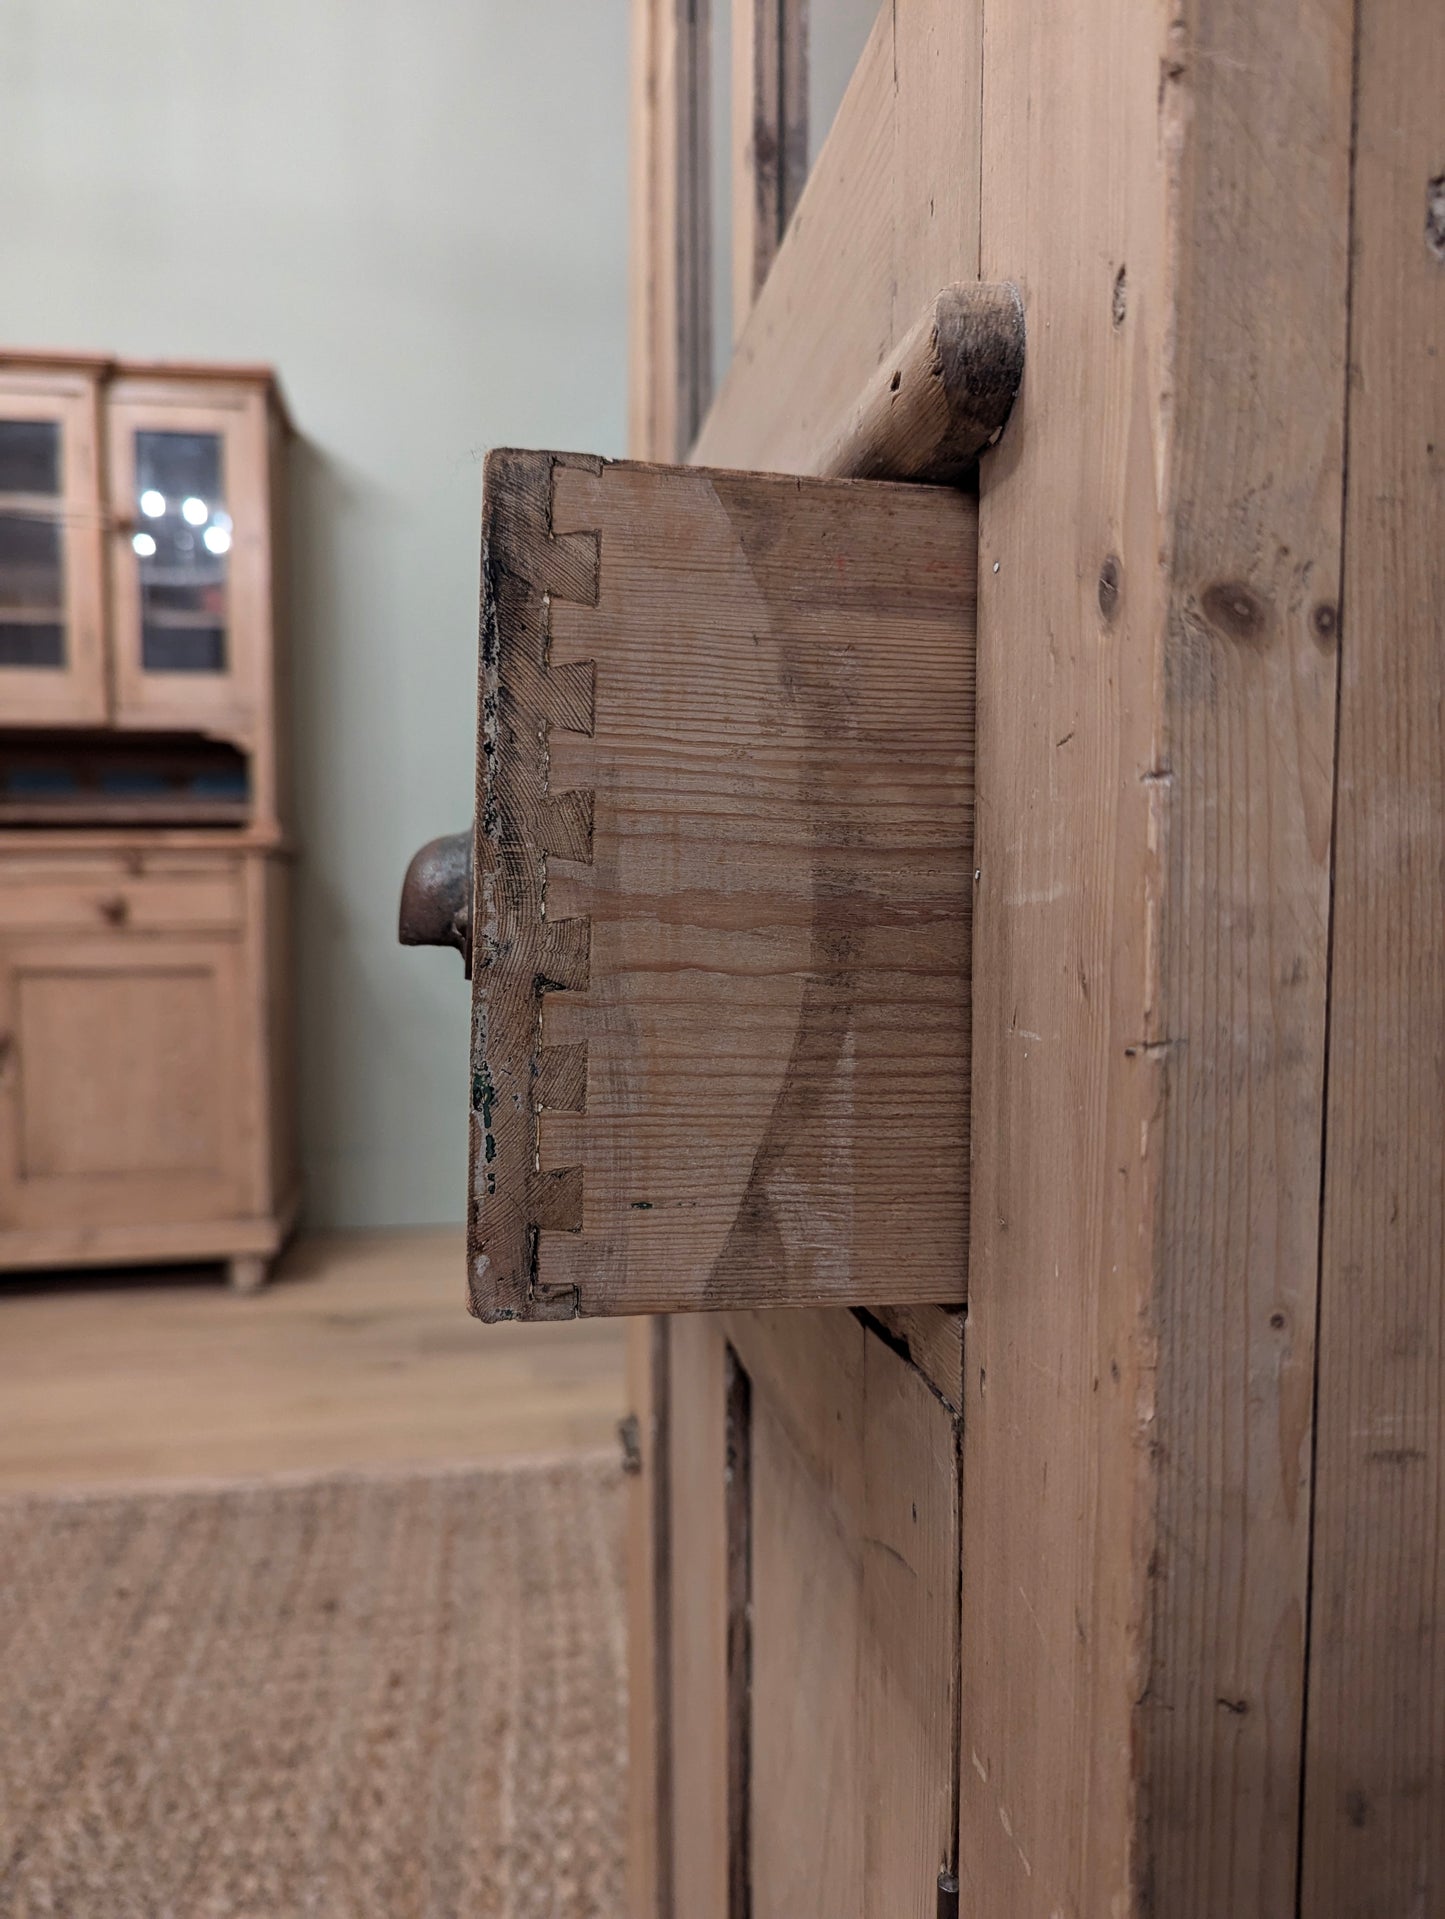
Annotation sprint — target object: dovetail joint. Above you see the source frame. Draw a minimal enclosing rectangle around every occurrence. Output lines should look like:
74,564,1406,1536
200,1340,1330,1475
471,450,604,1316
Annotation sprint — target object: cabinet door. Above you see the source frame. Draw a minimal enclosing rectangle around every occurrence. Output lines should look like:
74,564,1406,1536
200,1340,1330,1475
106,388,265,743
0,931,245,1233
0,376,107,725
459,449,976,1321
662,1311,961,1919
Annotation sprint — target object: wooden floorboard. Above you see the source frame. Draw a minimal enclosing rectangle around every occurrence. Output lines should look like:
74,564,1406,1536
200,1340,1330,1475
0,1228,628,1493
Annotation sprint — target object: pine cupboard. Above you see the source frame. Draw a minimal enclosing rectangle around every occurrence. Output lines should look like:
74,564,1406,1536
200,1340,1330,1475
0,355,297,1292
395,0,1443,1909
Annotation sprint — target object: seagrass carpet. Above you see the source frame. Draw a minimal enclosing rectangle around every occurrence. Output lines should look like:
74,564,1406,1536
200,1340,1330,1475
0,1455,626,1918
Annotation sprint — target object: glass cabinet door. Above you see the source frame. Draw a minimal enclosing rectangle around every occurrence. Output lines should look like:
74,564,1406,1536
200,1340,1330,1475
0,379,107,725
108,391,262,741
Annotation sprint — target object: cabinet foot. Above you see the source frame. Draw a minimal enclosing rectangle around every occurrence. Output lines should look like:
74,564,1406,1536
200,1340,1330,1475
228,1254,269,1295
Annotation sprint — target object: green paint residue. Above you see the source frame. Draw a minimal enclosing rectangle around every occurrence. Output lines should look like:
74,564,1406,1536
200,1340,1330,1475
473,1067,498,1175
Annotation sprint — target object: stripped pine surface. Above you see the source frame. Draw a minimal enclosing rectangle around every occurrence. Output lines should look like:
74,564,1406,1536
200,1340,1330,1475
666,1315,730,1919
1301,0,1445,1906
725,1308,960,1916
964,0,1351,1910
469,451,975,1320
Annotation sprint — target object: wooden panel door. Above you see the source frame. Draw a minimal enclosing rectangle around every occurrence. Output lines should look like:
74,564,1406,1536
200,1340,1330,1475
661,1311,961,1919
0,370,107,726
0,930,246,1235
106,381,270,747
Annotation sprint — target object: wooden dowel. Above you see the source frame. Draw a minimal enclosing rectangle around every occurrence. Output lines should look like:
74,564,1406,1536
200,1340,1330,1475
816,282,1025,483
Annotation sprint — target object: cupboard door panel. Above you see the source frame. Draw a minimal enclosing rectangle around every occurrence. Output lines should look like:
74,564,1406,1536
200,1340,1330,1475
106,387,268,747
466,449,974,1321
666,1316,731,1919
22,968,220,1179
663,1310,960,1915
750,1376,865,1919
0,376,107,726
0,932,245,1232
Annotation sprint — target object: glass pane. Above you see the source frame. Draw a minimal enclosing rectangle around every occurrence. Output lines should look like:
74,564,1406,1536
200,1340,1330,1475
0,418,61,497
807,0,882,168
132,428,231,675
0,510,66,668
0,623,64,668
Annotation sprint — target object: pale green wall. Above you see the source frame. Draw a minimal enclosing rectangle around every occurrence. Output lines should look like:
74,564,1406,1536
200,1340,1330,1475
0,0,630,1226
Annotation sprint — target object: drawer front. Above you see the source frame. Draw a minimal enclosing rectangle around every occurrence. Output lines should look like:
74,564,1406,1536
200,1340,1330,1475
402,450,976,1325
0,855,244,934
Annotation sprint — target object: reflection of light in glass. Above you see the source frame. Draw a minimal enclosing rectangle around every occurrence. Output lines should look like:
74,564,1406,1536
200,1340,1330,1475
212,509,233,532
132,531,157,557
203,525,232,555
139,489,166,518
182,496,208,526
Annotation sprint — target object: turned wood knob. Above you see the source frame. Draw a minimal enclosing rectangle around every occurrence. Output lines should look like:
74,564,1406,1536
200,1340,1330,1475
398,829,474,975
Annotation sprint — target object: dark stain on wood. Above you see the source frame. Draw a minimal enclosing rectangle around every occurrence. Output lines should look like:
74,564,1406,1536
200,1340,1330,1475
469,448,599,1321
725,1345,754,1919
1201,579,1270,645
1099,554,1122,620
1311,600,1339,648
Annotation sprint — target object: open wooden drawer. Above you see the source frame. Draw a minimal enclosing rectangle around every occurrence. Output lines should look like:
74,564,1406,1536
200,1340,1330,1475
404,447,980,1320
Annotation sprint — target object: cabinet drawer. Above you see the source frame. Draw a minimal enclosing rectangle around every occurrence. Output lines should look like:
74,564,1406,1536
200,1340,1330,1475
0,856,243,934
402,450,976,1323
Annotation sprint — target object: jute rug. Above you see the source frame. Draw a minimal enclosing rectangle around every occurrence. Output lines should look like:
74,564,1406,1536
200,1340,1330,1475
0,1454,626,1918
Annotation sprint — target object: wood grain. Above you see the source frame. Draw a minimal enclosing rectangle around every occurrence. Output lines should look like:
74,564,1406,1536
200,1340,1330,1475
468,449,601,1320
814,282,1024,486
1145,0,1351,1905
747,1334,864,1919
1301,0,1445,1905
961,0,1351,1911
0,932,242,1232
626,1316,674,1919
861,1303,963,1414
624,12,979,1908
0,845,294,1279
726,1308,959,1914
667,1314,730,1919
469,451,974,1319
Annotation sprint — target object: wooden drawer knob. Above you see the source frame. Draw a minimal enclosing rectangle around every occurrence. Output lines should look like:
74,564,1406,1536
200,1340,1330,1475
398,830,473,974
